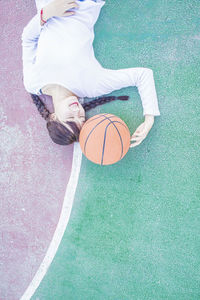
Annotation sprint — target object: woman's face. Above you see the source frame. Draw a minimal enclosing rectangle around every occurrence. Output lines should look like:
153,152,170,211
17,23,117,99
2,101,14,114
54,96,85,130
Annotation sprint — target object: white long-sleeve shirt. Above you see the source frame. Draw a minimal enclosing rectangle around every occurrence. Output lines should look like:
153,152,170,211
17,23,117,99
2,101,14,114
21,0,160,116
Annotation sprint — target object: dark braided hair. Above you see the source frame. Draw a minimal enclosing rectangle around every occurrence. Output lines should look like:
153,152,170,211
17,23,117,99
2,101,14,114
30,94,80,145
30,93,129,145
82,95,129,111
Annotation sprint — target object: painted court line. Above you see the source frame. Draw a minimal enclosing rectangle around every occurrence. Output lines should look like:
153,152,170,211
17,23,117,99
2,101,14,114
20,143,82,300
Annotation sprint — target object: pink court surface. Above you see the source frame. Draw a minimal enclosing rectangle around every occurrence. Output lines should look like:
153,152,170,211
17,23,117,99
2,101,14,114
0,1,76,299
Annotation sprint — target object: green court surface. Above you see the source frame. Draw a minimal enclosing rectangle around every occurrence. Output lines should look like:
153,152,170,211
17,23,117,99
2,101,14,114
33,1,200,299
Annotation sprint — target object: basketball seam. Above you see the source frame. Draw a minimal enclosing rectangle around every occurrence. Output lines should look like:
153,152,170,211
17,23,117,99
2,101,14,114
85,114,115,125
84,118,109,155
101,114,129,131
101,117,129,161
84,114,116,155
101,121,124,165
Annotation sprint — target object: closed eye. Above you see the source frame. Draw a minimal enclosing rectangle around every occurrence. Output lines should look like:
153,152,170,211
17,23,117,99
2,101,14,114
66,116,85,122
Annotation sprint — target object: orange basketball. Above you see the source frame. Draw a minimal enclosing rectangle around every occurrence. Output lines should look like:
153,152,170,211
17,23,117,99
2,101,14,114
79,113,130,165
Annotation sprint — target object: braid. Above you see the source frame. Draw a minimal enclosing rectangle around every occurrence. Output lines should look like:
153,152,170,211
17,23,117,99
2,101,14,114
30,93,50,121
29,93,79,145
82,95,129,112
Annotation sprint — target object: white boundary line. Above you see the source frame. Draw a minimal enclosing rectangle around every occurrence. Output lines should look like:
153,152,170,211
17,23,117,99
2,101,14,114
20,143,82,300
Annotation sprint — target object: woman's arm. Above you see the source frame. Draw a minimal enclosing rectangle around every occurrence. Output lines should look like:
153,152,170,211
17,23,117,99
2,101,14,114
21,1,78,94
97,67,160,116
41,0,79,23
21,1,78,70
21,6,54,66
96,67,160,147
21,11,47,94
21,3,53,94
21,14,43,66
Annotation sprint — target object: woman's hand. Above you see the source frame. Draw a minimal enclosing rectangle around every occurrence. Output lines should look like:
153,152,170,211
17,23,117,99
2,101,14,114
44,0,79,20
130,115,155,148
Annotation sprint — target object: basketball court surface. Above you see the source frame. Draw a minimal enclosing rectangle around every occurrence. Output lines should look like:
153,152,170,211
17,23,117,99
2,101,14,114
0,0,200,299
